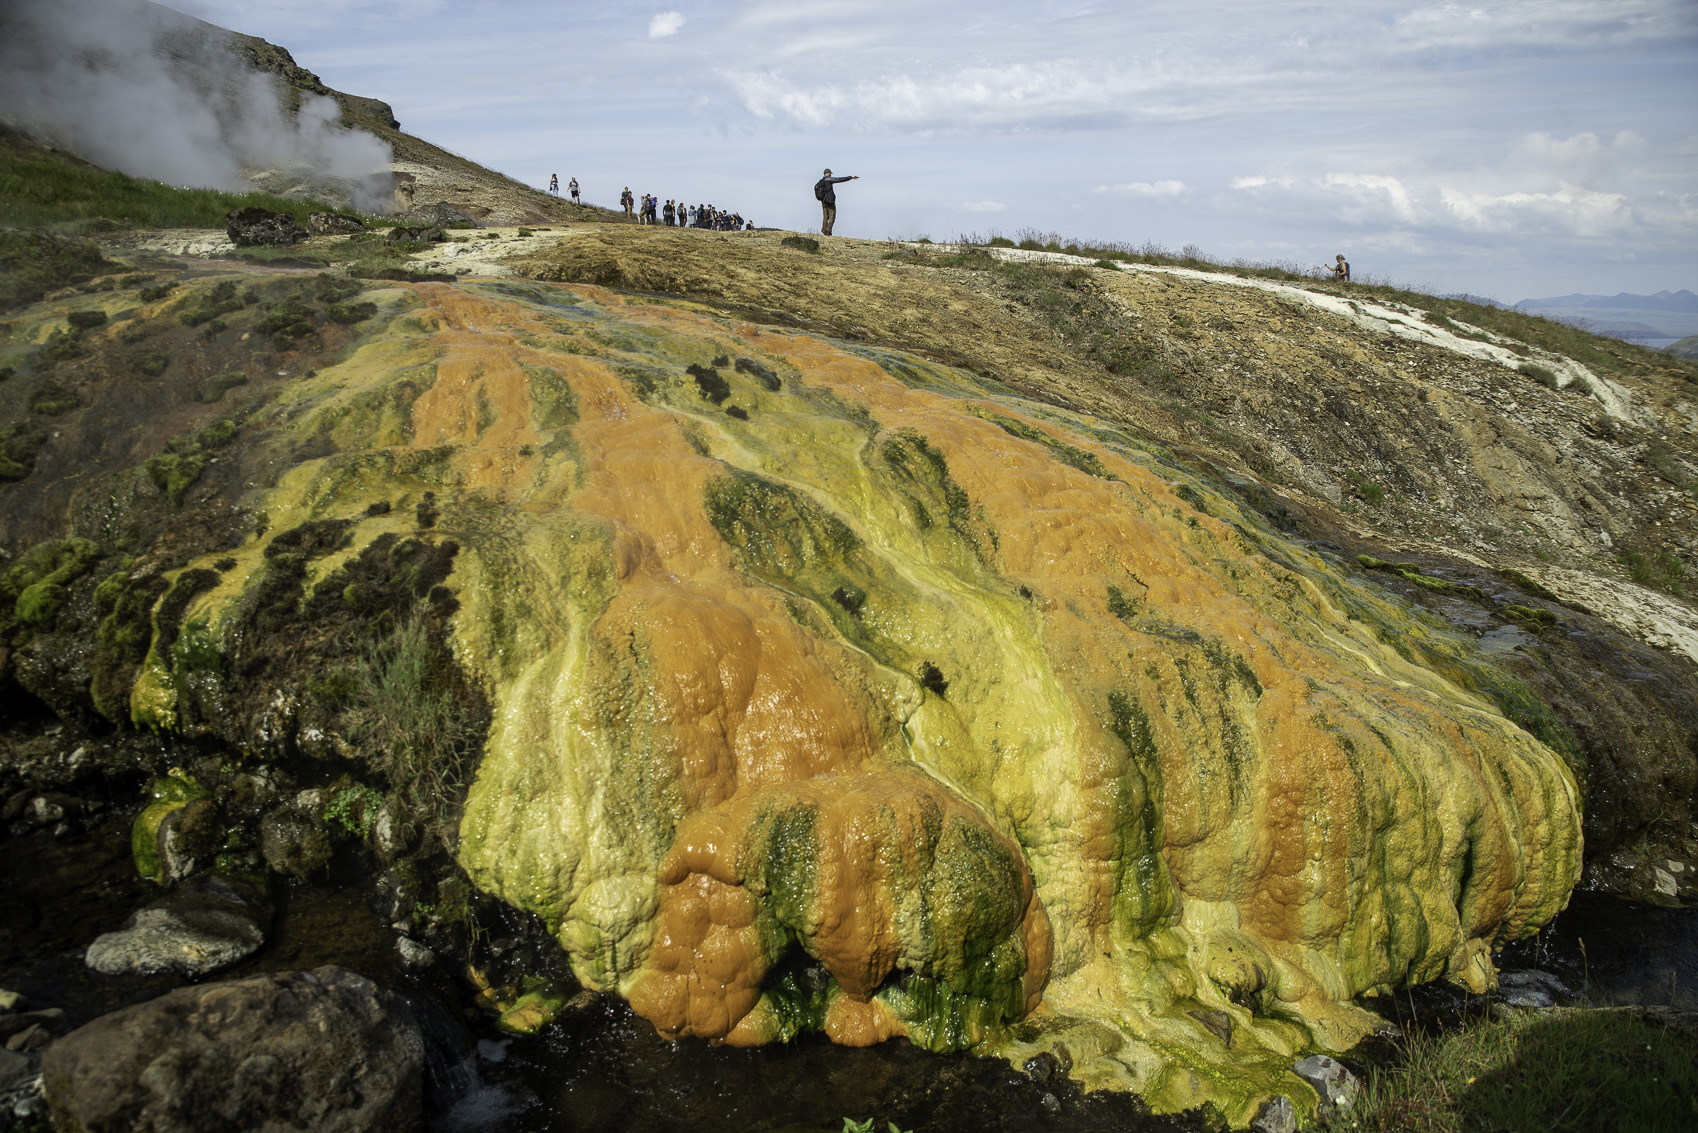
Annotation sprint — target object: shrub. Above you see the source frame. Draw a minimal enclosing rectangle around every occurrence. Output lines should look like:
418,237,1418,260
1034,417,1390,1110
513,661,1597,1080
1518,361,1560,389
66,309,107,330
344,611,485,846
781,235,821,253
132,351,169,376
1093,259,1120,271
137,281,177,303
326,301,377,325
200,371,248,403
28,380,77,415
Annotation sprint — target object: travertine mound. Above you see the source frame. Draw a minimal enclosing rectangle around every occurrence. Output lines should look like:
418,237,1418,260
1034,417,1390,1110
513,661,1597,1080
96,275,1579,1117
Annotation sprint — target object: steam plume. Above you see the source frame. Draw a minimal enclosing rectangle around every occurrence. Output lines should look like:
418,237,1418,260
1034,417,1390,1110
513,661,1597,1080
0,0,395,212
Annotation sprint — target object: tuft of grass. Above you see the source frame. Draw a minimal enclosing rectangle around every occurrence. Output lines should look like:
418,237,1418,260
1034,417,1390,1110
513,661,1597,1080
1323,1007,1698,1133
1518,361,1560,389
781,235,821,253
344,611,486,847
1620,546,1687,596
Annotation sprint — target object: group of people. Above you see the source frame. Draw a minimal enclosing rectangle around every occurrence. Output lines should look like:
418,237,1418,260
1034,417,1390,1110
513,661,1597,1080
619,188,752,231
546,168,864,237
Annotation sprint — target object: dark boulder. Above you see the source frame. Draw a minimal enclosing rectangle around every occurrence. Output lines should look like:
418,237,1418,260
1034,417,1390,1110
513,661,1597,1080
260,811,333,878
385,226,446,246
42,966,424,1133
308,212,367,236
411,200,478,228
225,207,308,247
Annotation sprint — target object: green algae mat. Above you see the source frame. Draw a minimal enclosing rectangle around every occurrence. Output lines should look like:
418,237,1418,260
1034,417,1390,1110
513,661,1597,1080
16,270,1582,1123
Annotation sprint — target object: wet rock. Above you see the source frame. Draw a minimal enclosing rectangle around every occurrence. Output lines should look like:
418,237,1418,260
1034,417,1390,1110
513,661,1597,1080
1499,968,1571,1002
0,1048,36,1093
261,811,333,878
1500,986,1554,1009
309,212,367,236
225,206,308,246
395,936,435,970
1188,1007,1234,1045
41,966,424,1133
373,799,414,862
155,796,221,884
84,872,270,978
1250,1095,1297,1133
0,990,25,1013
132,771,212,883
1292,1054,1359,1112
0,1010,65,1046
1022,1050,1059,1085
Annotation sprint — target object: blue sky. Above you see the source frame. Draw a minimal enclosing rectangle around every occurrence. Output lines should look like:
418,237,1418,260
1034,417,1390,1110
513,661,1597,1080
177,1,1697,302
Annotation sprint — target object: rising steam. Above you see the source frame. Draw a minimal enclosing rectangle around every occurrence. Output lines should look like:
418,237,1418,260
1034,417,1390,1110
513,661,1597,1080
0,0,395,212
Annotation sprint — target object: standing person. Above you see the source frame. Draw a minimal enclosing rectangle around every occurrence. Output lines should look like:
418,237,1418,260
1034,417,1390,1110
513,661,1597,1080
1321,253,1350,281
568,177,580,205
621,186,634,220
813,168,859,236
663,199,675,226
548,173,558,196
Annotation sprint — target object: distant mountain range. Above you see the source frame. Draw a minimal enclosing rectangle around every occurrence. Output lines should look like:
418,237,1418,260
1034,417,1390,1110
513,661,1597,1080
1516,290,1698,313
1513,290,1698,349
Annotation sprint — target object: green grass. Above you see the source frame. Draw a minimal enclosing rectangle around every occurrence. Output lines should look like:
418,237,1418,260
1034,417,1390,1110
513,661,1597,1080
1322,1008,1698,1133
0,228,121,312
344,611,486,847
0,128,345,232
940,230,1698,388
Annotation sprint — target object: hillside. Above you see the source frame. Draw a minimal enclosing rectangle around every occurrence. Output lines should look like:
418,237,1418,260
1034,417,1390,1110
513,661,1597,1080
4,10,1698,1129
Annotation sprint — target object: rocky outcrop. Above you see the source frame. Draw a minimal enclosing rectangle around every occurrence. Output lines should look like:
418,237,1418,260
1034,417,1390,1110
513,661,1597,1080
2,236,1692,1121
41,967,424,1133
83,871,270,978
307,212,368,236
224,207,306,247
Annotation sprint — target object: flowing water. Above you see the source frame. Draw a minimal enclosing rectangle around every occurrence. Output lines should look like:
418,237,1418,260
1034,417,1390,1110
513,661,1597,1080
5,806,1692,1131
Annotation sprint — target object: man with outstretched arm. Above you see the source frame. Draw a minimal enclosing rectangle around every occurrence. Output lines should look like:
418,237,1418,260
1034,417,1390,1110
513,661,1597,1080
813,168,858,236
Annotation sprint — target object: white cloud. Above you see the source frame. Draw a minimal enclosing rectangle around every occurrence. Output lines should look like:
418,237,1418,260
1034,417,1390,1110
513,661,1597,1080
960,200,1007,212
649,11,685,38
1094,180,1188,198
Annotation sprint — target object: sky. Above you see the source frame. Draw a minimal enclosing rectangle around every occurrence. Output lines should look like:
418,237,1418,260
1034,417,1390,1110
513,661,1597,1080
171,1,1698,303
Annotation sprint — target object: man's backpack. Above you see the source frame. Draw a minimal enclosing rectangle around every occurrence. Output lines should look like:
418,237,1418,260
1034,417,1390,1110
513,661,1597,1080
814,179,829,202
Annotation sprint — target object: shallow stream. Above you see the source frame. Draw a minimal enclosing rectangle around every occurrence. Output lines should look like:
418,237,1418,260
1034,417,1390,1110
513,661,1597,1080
4,807,1692,1132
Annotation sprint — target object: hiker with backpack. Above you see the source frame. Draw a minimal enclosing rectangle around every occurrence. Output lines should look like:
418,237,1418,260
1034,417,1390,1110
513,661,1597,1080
621,187,634,220
813,169,858,236
548,173,558,196
1321,254,1350,281
569,178,580,204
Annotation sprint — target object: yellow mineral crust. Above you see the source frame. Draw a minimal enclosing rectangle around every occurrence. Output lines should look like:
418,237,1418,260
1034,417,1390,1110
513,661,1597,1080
143,279,1582,1116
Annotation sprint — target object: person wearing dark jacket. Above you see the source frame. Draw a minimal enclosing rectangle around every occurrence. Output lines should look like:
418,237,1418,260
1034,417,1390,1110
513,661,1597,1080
813,168,858,236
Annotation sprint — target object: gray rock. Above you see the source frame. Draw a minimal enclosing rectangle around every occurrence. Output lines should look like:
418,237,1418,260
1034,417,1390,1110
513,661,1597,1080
84,873,270,978
385,225,446,246
1250,1095,1297,1133
1292,1054,1360,1111
413,200,478,228
309,212,368,236
373,800,413,862
0,989,24,1013
226,207,308,247
42,966,424,1133
0,1010,65,1044
261,812,333,879
1499,969,1571,1000
395,936,435,970
0,1048,36,1092
1500,987,1555,1009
